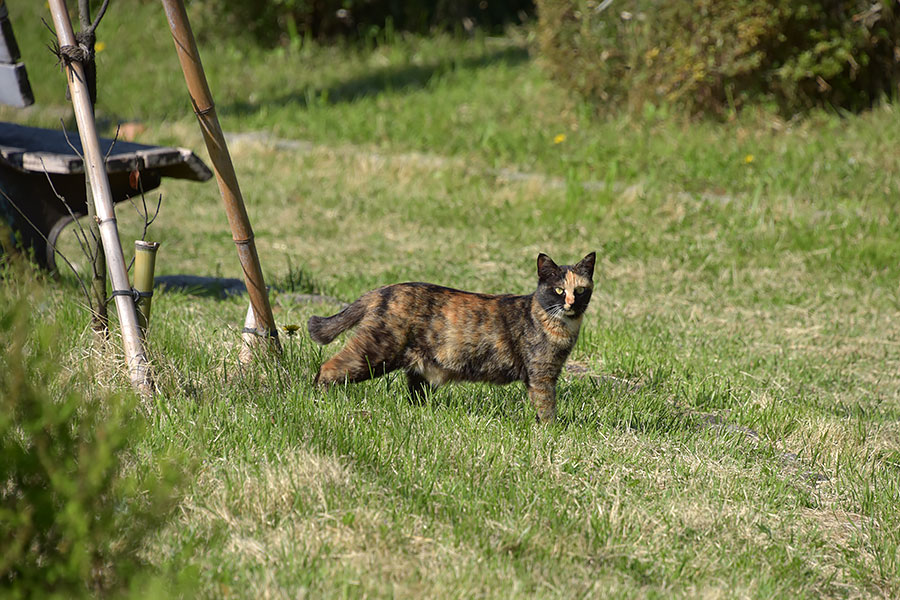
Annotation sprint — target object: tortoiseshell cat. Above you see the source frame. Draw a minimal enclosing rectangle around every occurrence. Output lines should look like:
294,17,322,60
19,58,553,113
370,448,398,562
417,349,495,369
308,252,595,422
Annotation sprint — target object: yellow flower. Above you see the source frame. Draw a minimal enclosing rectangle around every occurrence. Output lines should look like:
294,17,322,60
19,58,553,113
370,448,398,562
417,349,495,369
95,41,106,53
553,133,566,145
283,324,301,337
744,154,754,164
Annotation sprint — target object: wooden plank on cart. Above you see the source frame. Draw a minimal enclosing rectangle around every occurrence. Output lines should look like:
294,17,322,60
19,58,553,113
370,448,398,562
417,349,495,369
0,122,212,180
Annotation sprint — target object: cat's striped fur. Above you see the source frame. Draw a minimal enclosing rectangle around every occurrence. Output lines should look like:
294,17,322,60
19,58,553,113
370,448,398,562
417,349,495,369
308,252,595,422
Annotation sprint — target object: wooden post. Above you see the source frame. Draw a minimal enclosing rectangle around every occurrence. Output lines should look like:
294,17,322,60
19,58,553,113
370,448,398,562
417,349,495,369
47,0,151,393
160,0,281,357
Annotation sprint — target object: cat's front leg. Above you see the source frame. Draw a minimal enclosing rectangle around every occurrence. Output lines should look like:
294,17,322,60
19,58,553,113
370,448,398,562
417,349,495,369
527,377,557,423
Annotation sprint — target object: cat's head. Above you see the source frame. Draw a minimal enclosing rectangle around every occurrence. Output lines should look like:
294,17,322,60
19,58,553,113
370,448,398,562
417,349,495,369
535,252,595,320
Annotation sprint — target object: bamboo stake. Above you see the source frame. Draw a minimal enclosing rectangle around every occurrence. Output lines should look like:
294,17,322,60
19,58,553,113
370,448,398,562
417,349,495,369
133,241,160,338
161,0,281,358
48,0,151,393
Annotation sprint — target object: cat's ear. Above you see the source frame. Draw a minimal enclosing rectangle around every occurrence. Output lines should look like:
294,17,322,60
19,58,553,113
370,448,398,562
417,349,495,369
574,252,596,278
537,253,560,281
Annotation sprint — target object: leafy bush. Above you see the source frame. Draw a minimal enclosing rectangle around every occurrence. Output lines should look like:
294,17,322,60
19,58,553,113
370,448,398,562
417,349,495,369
190,0,535,45
0,282,181,598
536,0,900,117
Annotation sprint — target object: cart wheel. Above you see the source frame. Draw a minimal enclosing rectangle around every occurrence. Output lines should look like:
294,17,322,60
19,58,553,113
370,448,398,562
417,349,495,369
46,214,77,275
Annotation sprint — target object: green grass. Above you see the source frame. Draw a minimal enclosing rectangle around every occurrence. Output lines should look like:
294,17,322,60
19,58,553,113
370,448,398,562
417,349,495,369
3,1,900,598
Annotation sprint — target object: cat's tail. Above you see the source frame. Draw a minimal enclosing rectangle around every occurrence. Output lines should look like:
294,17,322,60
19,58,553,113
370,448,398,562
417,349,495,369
307,300,367,344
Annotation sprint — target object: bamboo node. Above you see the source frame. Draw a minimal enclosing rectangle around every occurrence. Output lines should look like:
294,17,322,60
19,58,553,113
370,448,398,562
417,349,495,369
233,237,254,246
189,98,215,116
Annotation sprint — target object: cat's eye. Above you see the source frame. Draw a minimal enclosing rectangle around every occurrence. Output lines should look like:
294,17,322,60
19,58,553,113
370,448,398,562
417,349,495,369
554,287,564,295
574,287,586,295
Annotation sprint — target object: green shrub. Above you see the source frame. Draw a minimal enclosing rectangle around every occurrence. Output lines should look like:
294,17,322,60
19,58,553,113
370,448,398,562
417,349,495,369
0,283,181,598
189,0,535,46
536,0,900,117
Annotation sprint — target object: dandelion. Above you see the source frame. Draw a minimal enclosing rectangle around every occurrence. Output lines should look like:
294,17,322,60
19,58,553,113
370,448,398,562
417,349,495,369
553,133,566,145
95,41,107,53
283,324,301,365
744,154,754,164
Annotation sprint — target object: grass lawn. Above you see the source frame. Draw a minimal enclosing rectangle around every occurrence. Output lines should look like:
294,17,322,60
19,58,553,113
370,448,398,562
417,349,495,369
3,1,900,598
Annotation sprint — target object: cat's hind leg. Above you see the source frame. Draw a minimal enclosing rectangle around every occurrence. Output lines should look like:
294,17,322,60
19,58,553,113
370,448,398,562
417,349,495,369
314,332,397,386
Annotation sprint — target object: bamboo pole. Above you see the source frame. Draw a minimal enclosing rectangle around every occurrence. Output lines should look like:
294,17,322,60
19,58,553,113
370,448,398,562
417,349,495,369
48,0,151,393
161,0,281,357
133,241,160,338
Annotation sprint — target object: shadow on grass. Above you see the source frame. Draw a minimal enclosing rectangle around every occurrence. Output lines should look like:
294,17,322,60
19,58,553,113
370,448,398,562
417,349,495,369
218,45,530,117
339,371,691,435
152,272,345,307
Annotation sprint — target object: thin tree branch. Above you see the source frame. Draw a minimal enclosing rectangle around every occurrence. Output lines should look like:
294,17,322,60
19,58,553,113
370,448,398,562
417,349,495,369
37,157,95,263
59,119,85,161
90,0,111,32
125,182,162,272
104,123,120,161
77,0,111,37
0,187,92,304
